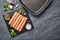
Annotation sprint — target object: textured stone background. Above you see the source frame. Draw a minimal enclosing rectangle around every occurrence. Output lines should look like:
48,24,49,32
0,0,60,40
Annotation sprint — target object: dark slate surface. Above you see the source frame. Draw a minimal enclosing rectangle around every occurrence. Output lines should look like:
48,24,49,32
0,0,60,40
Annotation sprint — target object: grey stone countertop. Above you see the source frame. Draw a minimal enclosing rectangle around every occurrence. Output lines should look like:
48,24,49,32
0,0,60,40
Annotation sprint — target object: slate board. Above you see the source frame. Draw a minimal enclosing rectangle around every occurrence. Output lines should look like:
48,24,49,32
3,9,34,37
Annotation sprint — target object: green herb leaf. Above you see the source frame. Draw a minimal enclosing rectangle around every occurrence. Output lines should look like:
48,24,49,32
4,3,9,12
19,8,26,14
4,8,9,12
10,29,16,37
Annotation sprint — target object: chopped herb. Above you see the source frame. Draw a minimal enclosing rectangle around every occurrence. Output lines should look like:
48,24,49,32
4,14,10,20
10,29,16,37
19,8,26,14
4,8,9,12
4,4,9,12
4,4,8,8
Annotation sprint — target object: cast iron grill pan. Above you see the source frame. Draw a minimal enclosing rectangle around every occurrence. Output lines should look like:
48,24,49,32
19,0,52,15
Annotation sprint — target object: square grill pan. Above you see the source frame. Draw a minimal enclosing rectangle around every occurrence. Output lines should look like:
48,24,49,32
19,0,52,15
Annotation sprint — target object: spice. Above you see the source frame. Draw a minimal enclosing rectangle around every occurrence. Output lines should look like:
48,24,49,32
4,14,10,20
26,23,32,30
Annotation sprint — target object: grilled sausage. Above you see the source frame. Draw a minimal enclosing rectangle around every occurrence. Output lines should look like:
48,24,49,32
8,12,17,27
16,17,25,31
14,15,23,29
11,13,20,27
13,15,21,28
19,17,28,32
